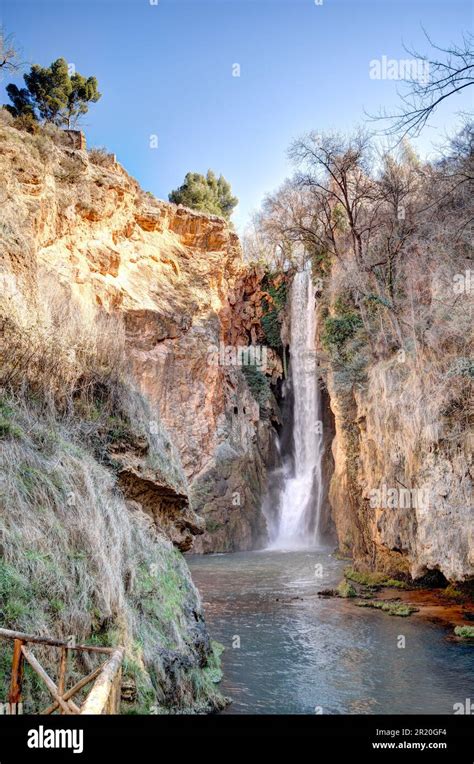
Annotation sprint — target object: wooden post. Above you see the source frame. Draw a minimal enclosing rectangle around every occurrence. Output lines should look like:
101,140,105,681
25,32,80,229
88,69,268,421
0,628,114,654
41,665,103,715
80,649,124,714
21,646,79,714
57,647,68,715
9,639,24,711
108,665,122,713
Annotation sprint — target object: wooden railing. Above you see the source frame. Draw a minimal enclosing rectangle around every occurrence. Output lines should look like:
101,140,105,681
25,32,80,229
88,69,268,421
0,628,124,715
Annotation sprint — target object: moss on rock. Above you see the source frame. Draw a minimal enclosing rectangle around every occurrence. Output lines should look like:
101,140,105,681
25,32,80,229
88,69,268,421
344,568,409,589
337,579,357,598
354,600,418,617
454,625,474,639
0,396,225,713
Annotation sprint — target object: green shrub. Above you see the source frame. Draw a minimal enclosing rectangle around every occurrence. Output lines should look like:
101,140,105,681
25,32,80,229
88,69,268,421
260,275,287,349
261,310,282,349
322,312,363,354
242,364,271,406
0,419,23,438
169,170,238,219
337,580,357,598
344,568,409,589
355,600,418,617
262,277,287,311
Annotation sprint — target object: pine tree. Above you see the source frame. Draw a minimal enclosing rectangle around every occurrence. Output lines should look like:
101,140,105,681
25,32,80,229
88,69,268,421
5,84,35,119
169,170,238,220
5,57,101,128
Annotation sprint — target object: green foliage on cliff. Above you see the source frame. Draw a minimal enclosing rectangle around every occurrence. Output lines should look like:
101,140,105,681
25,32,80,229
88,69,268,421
322,312,363,354
5,57,101,128
242,364,271,407
261,310,282,349
310,247,332,279
169,170,238,219
320,294,369,388
261,274,287,349
263,276,287,311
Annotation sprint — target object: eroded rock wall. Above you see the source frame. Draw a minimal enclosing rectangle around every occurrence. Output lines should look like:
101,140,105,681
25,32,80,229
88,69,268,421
326,362,473,582
316,279,473,584
0,123,277,553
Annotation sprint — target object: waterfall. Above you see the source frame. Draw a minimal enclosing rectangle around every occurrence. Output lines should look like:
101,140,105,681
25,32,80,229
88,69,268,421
268,265,324,549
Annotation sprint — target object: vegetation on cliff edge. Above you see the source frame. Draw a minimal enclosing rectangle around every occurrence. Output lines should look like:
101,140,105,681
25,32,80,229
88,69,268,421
169,169,238,220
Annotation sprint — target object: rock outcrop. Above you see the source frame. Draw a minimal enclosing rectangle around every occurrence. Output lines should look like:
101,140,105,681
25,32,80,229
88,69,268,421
0,119,286,712
316,262,473,584
326,362,473,582
0,121,278,553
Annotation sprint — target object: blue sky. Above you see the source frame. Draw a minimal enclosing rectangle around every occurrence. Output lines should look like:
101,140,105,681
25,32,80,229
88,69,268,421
1,0,472,230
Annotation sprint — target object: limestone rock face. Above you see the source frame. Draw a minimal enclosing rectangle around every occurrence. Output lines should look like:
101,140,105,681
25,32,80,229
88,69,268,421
325,344,473,583
0,124,275,552
108,432,204,552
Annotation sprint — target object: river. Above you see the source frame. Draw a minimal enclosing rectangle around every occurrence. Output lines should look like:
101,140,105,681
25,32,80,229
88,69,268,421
188,549,474,714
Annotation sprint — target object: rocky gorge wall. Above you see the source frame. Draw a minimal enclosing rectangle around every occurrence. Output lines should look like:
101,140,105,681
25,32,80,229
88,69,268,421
317,272,473,585
248,263,472,585
0,121,280,556
2,111,470,628
0,119,286,711
326,361,473,582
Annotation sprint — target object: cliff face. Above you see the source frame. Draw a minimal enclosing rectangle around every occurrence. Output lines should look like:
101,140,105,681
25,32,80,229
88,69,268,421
327,363,472,582
4,116,469,605
0,120,283,711
0,122,277,554
317,265,473,584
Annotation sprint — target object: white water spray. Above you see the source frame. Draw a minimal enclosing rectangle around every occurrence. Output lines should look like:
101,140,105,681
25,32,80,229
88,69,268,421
270,266,324,548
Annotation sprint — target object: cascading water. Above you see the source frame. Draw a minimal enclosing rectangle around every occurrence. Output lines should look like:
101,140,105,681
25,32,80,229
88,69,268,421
268,265,324,549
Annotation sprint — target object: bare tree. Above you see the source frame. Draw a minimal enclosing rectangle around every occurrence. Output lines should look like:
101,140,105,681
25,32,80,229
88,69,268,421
289,130,381,267
0,27,21,75
371,31,474,138
247,117,473,388
250,130,388,278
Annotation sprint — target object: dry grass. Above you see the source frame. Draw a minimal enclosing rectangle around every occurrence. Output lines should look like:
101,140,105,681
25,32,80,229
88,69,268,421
0,395,222,713
0,232,218,711
89,146,113,167
0,276,126,409
0,275,188,495
0,278,218,711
